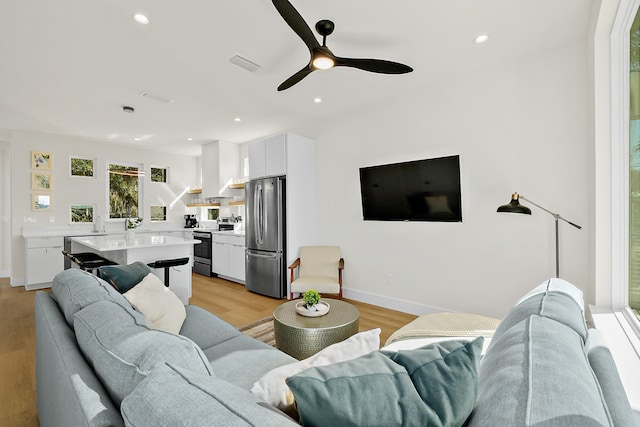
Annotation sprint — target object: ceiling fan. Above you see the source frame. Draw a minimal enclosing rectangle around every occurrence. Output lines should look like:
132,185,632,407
272,0,413,91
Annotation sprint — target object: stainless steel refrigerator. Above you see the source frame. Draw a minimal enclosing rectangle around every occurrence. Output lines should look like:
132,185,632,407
245,176,286,298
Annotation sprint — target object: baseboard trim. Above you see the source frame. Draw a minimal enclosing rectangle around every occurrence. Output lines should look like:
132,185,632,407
343,287,448,316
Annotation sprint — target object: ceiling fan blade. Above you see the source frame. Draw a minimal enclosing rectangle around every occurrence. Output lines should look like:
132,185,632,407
335,57,413,74
272,0,320,51
277,65,314,91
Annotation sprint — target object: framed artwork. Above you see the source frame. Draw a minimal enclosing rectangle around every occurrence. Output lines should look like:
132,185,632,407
32,172,53,190
70,205,94,223
32,151,52,170
32,194,53,211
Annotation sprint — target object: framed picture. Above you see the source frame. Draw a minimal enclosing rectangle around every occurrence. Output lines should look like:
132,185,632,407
32,151,52,170
32,194,53,211
70,205,94,223
32,172,53,190
70,157,95,177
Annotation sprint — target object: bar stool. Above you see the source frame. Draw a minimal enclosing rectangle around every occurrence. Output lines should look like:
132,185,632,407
147,257,190,287
62,250,118,275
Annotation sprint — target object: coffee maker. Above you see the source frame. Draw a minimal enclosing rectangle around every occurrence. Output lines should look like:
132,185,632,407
184,214,198,228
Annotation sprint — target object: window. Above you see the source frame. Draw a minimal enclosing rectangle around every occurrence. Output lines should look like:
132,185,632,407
150,205,167,222
108,162,142,219
631,10,640,319
151,167,168,183
70,157,94,177
71,205,94,223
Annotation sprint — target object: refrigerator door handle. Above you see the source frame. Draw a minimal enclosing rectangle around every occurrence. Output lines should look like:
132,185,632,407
246,250,279,260
254,183,264,245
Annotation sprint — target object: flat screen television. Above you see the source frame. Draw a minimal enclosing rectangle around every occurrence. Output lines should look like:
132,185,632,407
359,155,462,222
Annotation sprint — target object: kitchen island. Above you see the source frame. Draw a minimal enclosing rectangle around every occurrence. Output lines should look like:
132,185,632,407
70,234,199,304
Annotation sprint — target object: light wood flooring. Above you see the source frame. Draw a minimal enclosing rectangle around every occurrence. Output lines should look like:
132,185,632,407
0,274,416,427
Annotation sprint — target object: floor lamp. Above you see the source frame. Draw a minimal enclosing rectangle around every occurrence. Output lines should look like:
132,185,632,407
497,192,582,278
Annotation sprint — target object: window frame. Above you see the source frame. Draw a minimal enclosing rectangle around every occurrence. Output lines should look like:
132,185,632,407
106,161,144,222
612,0,640,336
150,166,169,183
69,156,96,178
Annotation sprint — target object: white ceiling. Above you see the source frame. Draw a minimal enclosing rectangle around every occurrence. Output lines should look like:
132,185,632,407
0,0,594,156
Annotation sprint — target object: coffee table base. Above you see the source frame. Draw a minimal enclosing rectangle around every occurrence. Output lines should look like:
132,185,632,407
273,299,360,360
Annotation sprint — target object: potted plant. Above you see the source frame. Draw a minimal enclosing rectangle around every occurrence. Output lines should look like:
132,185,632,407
127,217,143,229
126,217,142,239
302,289,321,311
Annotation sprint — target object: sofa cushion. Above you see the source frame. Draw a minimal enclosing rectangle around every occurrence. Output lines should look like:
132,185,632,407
287,338,482,427
251,328,380,416
123,273,186,334
121,363,299,427
73,300,213,406
467,315,613,426
494,290,587,341
205,335,297,390
179,304,244,348
51,268,142,328
97,261,150,293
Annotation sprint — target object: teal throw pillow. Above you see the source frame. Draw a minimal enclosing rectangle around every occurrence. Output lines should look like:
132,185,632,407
286,337,483,427
97,261,151,293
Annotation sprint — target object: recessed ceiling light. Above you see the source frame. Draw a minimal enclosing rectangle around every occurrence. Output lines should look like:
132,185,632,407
133,137,141,141
313,98,322,103
474,34,489,44
133,13,150,25
234,117,242,122
187,137,193,141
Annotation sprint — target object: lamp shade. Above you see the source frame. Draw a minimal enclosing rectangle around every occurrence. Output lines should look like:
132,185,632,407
497,193,532,215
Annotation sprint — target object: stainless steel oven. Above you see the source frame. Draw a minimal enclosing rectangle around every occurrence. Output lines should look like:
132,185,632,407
192,231,212,276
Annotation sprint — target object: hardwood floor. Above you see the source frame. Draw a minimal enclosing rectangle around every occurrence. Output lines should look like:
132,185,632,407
0,274,416,427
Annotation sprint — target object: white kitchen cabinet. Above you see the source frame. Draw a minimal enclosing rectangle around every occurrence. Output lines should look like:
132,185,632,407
228,239,245,282
211,233,245,283
24,237,64,289
202,140,240,197
212,239,229,276
248,134,286,180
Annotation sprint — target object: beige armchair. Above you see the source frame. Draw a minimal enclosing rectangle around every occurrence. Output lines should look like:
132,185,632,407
289,246,344,300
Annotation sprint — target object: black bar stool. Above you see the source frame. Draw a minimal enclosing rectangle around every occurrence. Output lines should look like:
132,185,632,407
147,257,190,287
62,250,117,275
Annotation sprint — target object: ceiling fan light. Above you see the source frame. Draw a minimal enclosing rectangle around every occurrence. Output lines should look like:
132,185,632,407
313,56,334,70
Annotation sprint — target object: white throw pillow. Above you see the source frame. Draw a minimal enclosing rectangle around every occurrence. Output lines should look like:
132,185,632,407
123,273,186,334
250,328,380,415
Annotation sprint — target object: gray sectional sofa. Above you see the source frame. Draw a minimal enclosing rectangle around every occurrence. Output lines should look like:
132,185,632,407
35,269,636,426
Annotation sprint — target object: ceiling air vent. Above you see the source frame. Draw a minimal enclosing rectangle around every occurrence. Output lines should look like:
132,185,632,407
139,91,175,104
229,54,261,72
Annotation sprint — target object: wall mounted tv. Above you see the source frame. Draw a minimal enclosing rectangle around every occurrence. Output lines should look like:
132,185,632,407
359,155,462,222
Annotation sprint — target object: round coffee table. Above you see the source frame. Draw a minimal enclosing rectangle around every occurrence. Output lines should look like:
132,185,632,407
273,299,360,360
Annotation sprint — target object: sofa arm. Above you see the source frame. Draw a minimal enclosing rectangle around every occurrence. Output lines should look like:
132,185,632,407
35,292,123,427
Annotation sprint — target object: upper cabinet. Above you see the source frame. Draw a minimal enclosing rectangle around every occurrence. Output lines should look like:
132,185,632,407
202,141,240,198
248,134,287,180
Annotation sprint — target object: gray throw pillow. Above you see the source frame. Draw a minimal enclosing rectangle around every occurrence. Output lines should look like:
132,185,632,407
97,261,151,293
287,337,483,427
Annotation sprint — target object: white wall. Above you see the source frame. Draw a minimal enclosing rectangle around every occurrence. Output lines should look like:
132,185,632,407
9,131,199,284
314,41,590,318
0,140,10,277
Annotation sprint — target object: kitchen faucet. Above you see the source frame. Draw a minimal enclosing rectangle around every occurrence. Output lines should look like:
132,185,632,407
125,204,131,230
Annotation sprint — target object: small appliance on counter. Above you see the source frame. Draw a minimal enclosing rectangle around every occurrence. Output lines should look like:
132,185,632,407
184,214,198,228
217,216,235,231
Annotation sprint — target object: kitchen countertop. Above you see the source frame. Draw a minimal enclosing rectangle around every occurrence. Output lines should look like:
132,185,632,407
22,227,194,239
191,229,245,236
70,234,200,252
